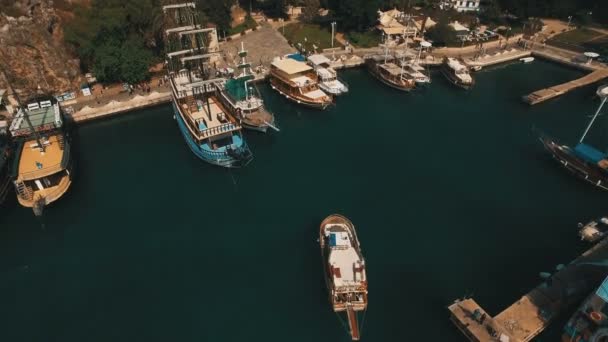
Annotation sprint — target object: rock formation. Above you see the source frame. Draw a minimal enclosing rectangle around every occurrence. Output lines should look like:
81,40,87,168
0,0,83,97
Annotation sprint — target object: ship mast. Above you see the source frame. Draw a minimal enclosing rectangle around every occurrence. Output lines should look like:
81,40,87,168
237,42,252,101
0,67,45,152
579,85,608,144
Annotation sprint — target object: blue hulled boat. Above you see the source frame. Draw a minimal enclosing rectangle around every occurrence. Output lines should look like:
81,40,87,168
163,3,252,168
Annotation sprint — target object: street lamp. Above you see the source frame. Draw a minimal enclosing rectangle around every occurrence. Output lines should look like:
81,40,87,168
331,22,336,49
567,15,573,29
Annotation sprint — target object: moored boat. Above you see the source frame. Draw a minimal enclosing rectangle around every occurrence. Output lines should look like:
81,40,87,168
269,57,333,109
520,57,535,63
541,85,608,190
163,3,253,168
307,54,349,95
367,55,416,92
562,276,608,342
217,43,278,133
9,99,72,215
578,217,608,243
441,57,474,90
320,214,368,341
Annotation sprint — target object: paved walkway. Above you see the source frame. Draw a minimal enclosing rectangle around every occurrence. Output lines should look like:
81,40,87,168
219,23,296,69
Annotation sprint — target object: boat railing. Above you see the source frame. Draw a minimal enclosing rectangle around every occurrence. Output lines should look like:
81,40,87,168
15,181,33,201
16,135,69,182
196,121,238,138
197,139,251,160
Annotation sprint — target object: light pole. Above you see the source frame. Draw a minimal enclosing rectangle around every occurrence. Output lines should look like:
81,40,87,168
331,22,336,49
567,15,573,30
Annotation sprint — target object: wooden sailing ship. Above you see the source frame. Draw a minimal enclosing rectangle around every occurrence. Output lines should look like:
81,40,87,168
9,98,72,216
320,214,368,341
366,51,416,92
269,57,333,109
163,2,253,167
217,42,278,133
541,85,608,191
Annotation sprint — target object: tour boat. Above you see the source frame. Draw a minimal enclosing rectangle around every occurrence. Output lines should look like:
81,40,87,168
0,138,11,205
441,57,474,90
367,55,416,91
320,214,368,341
398,39,431,86
562,276,608,342
163,3,253,168
269,57,333,109
9,99,72,216
307,54,349,95
578,217,608,243
541,85,608,191
217,43,278,133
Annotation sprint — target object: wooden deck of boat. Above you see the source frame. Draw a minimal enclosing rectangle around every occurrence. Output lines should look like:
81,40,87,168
448,236,608,342
18,135,64,179
523,69,608,105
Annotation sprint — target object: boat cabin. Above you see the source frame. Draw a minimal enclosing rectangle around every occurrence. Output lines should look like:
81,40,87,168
9,100,63,138
574,143,608,170
445,57,472,84
171,70,241,146
270,58,332,106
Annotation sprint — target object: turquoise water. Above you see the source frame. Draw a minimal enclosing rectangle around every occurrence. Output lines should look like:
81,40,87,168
1,60,607,341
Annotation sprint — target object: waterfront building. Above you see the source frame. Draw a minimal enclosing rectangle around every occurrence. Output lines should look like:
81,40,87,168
163,3,253,168
441,0,480,12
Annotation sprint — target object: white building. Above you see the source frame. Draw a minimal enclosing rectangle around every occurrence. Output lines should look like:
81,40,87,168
442,0,480,12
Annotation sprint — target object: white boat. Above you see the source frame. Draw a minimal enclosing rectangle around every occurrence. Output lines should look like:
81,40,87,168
307,54,349,95
520,57,535,63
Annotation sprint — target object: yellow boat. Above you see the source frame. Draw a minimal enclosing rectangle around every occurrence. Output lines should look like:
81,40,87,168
10,99,72,215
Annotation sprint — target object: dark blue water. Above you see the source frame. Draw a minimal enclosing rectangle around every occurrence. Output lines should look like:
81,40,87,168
0,60,605,341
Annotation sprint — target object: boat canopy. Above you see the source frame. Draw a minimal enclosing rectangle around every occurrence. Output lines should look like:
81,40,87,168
286,53,306,62
271,58,312,74
574,143,606,163
225,75,254,102
308,54,331,66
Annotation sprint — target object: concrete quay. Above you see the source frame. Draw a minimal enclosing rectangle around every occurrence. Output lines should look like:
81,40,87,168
448,236,608,342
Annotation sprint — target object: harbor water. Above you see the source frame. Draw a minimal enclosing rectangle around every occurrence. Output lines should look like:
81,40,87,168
1,60,607,341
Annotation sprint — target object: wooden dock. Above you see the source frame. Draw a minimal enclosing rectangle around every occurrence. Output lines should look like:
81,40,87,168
523,69,608,105
448,236,608,342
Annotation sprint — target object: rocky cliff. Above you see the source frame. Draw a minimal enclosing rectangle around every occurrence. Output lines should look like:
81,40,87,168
0,0,83,97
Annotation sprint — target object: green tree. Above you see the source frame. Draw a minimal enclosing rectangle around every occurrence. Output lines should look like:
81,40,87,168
120,39,153,84
65,0,161,83
197,0,232,32
328,0,380,31
301,0,321,22
426,18,457,46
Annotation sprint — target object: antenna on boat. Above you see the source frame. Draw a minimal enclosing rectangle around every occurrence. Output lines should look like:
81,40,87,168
0,66,45,152
579,85,608,144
